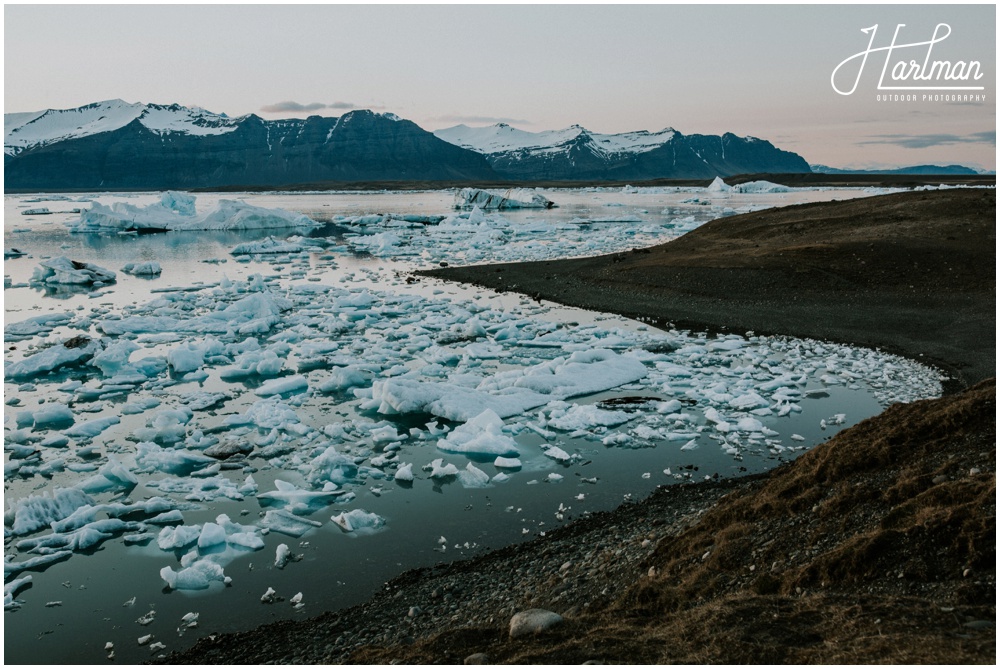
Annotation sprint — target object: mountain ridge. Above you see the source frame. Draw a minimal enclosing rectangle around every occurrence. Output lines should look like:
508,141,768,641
810,163,988,175
4,101,497,189
6,100,812,189
434,121,810,180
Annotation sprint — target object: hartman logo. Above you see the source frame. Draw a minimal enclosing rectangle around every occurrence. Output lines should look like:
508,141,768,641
832,23,986,97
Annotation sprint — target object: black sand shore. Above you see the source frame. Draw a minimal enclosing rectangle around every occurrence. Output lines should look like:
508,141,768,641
167,188,995,664
424,189,995,390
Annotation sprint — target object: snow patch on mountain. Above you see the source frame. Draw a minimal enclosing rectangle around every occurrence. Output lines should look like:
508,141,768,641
138,104,241,137
434,123,676,158
4,100,241,156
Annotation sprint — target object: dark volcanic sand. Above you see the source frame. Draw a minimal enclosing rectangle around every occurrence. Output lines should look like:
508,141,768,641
167,188,996,664
424,189,995,389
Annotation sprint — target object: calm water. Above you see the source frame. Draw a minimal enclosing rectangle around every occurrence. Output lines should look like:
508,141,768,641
4,187,937,664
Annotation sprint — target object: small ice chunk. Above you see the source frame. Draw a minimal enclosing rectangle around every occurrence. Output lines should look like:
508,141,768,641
121,262,162,276
317,366,369,393
331,509,385,533
167,342,207,374
30,256,116,286
157,525,202,551
494,456,522,469
437,409,519,457
30,403,75,430
62,415,120,440
197,522,227,550
547,404,631,431
543,446,570,462
255,375,308,397
159,559,227,590
735,417,764,433
274,544,291,569
457,462,490,488
8,488,94,536
425,458,460,478
6,336,100,380
259,510,322,537
454,188,554,210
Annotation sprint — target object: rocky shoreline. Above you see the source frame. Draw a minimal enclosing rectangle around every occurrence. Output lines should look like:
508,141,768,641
168,188,995,664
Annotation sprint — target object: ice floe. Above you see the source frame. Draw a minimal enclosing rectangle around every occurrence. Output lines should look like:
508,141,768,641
67,192,318,233
454,188,555,210
31,257,116,286
121,262,162,276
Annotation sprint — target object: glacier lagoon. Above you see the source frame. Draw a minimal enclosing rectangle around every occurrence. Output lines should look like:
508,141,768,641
3,186,944,663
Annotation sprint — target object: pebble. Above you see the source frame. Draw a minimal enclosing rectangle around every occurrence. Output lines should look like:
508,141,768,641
464,652,490,664
932,474,948,485
509,609,563,638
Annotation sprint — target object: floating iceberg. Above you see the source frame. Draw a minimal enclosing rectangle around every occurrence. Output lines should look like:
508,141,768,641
331,509,385,533
457,462,491,488
30,257,116,285
255,375,308,397
437,409,519,457
67,192,318,233
705,176,732,193
230,236,323,255
98,291,291,337
5,312,74,341
5,336,101,380
121,262,162,276
258,480,343,514
160,559,227,591
730,180,793,193
547,404,632,431
371,349,647,422
259,510,322,537
26,403,75,430
454,188,554,210
6,488,94,536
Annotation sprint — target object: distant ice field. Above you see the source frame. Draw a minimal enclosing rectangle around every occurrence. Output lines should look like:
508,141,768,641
4,186,942,663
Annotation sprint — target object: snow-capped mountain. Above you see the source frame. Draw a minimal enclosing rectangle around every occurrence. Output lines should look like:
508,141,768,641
4,101,497,189
434,123,810,180
435,123,677,158
5,100,812,190
4,100,241,157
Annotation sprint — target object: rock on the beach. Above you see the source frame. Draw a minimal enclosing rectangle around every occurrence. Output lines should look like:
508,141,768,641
509,608,563,638
464,652,490,664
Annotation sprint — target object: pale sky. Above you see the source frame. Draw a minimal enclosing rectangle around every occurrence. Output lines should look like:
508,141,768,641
4,4,996,170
